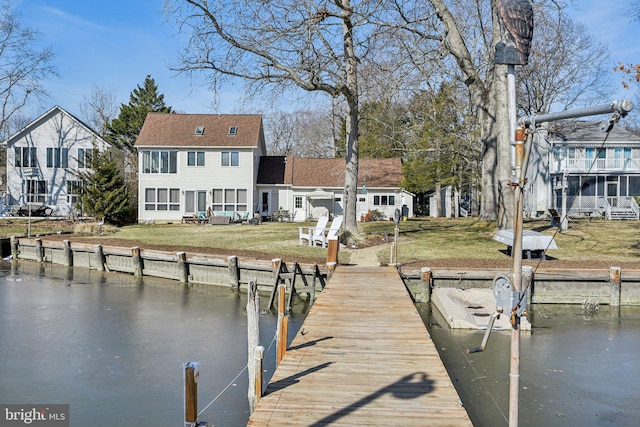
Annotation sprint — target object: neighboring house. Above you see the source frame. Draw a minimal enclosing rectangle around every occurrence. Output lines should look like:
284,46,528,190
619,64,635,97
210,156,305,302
135,113,266,223
525,120,640,220
3,106,109,217
256,156,414,221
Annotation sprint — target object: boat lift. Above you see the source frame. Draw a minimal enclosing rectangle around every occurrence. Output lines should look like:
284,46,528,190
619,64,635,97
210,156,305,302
467,98,634,426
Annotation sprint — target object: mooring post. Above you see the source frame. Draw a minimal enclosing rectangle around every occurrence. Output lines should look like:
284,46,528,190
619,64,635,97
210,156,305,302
35,238,43,263
610,266,622,307
420,267,432,303
326,236,339,267
94,244,105,271
184,361,206,427
253,346,264,408
177,251,189,283
10,236,18,260
276,284,288,365
228,255,240,289
63,240,73,267
131,247,143,276
247,281,260,414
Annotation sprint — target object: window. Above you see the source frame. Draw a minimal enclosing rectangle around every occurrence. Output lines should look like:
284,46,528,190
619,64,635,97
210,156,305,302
144,188,180,211
211,188,248,212
25,179,46,203
67,181,83,204
77,148,94,169
294,196,303,209
141,150,177,174
185,190,207,214
46,148,69,168
14,147,37,168
373,195,395,206
187,151,205,166
228,126,237,135
221,151,239,167
194,126,205,135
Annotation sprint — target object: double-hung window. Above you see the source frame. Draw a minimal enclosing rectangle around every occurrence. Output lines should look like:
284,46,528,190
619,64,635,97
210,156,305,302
141,150,178,174
187,151,205,167
221,151,239,167
14,147,37,168
46,148,69,168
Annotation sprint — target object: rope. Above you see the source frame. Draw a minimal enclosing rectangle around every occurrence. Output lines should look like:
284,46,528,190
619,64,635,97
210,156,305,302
197,332,278,417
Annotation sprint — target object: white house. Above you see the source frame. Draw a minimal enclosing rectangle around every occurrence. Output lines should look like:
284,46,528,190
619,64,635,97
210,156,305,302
135,113,413,223
3,106,109,216
134,113,266,223
525,120,640,220
256,156,414,221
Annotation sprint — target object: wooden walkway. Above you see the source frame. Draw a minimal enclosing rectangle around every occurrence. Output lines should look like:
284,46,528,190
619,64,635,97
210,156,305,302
247,266,472,426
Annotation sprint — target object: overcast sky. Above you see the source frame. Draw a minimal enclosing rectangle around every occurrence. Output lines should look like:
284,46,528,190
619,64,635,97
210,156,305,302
13,0,640,121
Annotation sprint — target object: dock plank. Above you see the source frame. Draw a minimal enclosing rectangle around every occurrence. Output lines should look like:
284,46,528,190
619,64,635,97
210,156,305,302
247,266,471,426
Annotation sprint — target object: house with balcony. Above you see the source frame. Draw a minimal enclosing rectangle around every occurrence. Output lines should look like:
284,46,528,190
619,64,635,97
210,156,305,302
525,120,640,220
256,156,414,221
135,113,266,223
3,106,109,217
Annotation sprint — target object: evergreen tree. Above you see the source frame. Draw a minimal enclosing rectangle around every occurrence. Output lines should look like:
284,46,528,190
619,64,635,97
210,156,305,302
105,75,172,152
77,150,131,225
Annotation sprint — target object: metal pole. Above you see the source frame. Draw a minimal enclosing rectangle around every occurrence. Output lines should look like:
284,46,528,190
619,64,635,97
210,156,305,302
508,65,517,172
519,100,633,127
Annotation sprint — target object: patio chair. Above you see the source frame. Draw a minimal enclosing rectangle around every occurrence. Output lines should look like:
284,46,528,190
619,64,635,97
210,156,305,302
313,215,343,247
299,216,329,246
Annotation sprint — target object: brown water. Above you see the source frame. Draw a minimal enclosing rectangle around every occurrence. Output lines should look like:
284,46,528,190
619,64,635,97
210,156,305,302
418,302,640,426
0,261,306,427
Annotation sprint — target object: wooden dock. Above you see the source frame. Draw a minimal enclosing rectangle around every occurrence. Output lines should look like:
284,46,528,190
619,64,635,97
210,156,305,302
247,266,472,426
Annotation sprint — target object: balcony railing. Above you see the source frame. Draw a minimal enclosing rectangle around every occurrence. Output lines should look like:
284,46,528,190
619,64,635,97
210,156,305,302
553,158,640,173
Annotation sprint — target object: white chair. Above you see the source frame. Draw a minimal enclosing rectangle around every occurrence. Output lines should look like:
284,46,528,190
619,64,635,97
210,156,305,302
313,215,343,247
299,216,329,246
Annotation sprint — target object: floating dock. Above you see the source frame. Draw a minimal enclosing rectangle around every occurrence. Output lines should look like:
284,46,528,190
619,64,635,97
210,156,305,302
432,288,531,330
247,266,471,426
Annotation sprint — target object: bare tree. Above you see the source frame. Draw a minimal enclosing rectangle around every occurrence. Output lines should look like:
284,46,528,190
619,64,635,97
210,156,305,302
517,7,612,114
79,84,119,136
164,0,387,235
266,109,335,157
0,2,56,135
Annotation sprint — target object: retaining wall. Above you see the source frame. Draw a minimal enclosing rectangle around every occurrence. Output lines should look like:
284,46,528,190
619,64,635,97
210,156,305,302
6,237,326,293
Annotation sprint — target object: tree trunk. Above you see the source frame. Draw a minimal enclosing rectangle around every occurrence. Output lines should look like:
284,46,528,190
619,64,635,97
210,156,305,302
341,2,360,237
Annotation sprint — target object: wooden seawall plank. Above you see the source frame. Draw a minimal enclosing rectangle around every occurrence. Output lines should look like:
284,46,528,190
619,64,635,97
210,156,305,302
247,266,471,426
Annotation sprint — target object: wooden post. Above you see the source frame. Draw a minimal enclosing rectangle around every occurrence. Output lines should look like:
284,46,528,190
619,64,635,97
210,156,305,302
131,247,143,276
63,240,73,267
253,346,264,408
184,361,200,427
420,267,432,303
247,281,260,414
276,284,288,365
177,251,189,283
35,238,43,263
610,266,622,307
326,237,339,267
10,236,18,259
228,255,240,289
94,244,105,271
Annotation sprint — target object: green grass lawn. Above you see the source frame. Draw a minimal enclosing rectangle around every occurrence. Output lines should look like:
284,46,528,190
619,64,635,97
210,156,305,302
2,216,638,266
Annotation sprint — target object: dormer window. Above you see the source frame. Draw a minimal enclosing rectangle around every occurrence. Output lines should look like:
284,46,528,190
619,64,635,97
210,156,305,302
194,126,205,135
228,126,237,135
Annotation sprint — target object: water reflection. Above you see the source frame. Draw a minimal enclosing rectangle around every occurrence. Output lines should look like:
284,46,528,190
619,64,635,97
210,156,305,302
0,261,306,427
418,302,640,427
